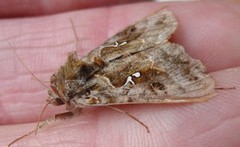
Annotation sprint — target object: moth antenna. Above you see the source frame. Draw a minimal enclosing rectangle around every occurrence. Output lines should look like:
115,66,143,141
106,106,150,133
8,99,53,147
8,129,36,147
215,87,236,90
9,99,53,147
8,109,73,147
7,41,49,89
69,18,79,52
35,99,54,135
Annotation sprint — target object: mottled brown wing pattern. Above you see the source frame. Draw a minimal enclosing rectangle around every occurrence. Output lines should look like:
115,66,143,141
72,10,216,107
80,43,215,106
83,11,177,63
48,10,215,109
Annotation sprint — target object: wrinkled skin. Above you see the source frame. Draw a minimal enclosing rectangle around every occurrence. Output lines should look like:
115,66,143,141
0,1,240,147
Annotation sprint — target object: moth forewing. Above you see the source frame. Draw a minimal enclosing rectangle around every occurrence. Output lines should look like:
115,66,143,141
63,10,216,108
85,10,178,63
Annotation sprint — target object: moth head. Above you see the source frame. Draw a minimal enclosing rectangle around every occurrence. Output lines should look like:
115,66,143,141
48,51,95,105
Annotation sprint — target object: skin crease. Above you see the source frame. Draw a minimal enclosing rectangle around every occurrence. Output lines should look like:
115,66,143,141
0,1,240,147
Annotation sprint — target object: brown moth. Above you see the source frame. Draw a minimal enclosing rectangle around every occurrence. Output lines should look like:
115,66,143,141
48,10,215,109
9,10,216,146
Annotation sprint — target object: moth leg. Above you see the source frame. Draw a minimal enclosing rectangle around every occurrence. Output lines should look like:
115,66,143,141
106,106,150,133
215,87,236,90
8,111,76,147
36,111,75,135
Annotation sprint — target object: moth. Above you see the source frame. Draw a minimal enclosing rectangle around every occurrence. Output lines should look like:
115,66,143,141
9,10,216,146
48,10,215,108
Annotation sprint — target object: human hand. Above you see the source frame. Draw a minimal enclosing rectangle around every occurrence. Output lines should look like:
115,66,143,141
0,1,240,147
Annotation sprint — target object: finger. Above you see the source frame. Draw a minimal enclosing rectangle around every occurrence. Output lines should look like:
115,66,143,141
0,0,148,18
1,1,240,124
171,1,240,72
1,67,240,147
